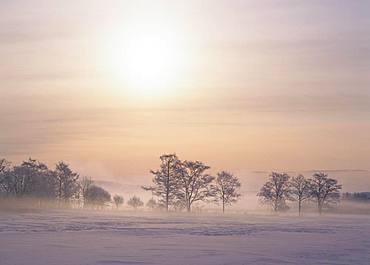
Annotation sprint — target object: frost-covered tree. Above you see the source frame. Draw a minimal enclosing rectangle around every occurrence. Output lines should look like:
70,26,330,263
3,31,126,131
308,172,342,214
175,160,214,212
258,172,291,212
127,196,144,210
211,171,241,213
84,185,111,207
289,175,311,215
143,154,180,211
54,162,79,201
113,195,124,208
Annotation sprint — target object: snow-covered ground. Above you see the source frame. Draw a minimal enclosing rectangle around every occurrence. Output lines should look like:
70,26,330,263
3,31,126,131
0,210,369,265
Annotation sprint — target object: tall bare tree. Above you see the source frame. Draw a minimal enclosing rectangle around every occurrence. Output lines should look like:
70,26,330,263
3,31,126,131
143,154,179,211
289,175,311,215
175,160,214,212
211,171,241,213
308,172,342,214
258,172,291,212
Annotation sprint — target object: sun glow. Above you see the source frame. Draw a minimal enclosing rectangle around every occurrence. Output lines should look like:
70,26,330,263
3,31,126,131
106,26,187,99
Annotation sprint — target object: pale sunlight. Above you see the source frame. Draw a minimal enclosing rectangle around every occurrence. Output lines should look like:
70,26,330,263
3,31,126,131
105,23,188,99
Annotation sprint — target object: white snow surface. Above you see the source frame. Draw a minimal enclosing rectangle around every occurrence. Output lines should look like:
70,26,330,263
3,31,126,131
0,210,369,265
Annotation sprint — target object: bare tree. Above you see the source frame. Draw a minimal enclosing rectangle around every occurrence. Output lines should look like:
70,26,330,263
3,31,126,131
308,172,342,214
175,160,214,212
113,195,124,208
258,172,291,212
143,154,179,211
211,171,241,213
54,162,79,202
127,196,144,210
289,175,311,216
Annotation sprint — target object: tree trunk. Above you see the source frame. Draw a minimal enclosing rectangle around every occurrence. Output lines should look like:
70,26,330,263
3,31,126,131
274,199,278,212
166,193,169,212
298,200,302,216
59,180,62,199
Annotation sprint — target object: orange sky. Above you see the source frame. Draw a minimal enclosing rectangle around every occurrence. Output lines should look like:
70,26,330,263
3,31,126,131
1,1,370,187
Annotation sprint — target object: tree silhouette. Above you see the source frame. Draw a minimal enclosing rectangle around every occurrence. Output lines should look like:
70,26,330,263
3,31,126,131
54,162,79,202
175,160,214,212
211,171,241,213
308,172,342,214
143,154,179,211
289,175,311,216
258,172,291,212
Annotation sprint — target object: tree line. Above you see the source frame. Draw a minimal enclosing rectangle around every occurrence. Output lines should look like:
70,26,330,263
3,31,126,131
0,158,81,201
342,192,370,203
0,158,146,209
258,172,342,215
1,156,344,214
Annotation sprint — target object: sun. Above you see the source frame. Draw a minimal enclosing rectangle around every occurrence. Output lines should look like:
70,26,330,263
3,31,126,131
125,35,177,89
106,28,185,98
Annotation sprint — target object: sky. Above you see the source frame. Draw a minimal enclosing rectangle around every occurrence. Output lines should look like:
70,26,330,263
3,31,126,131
1,0,370,189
